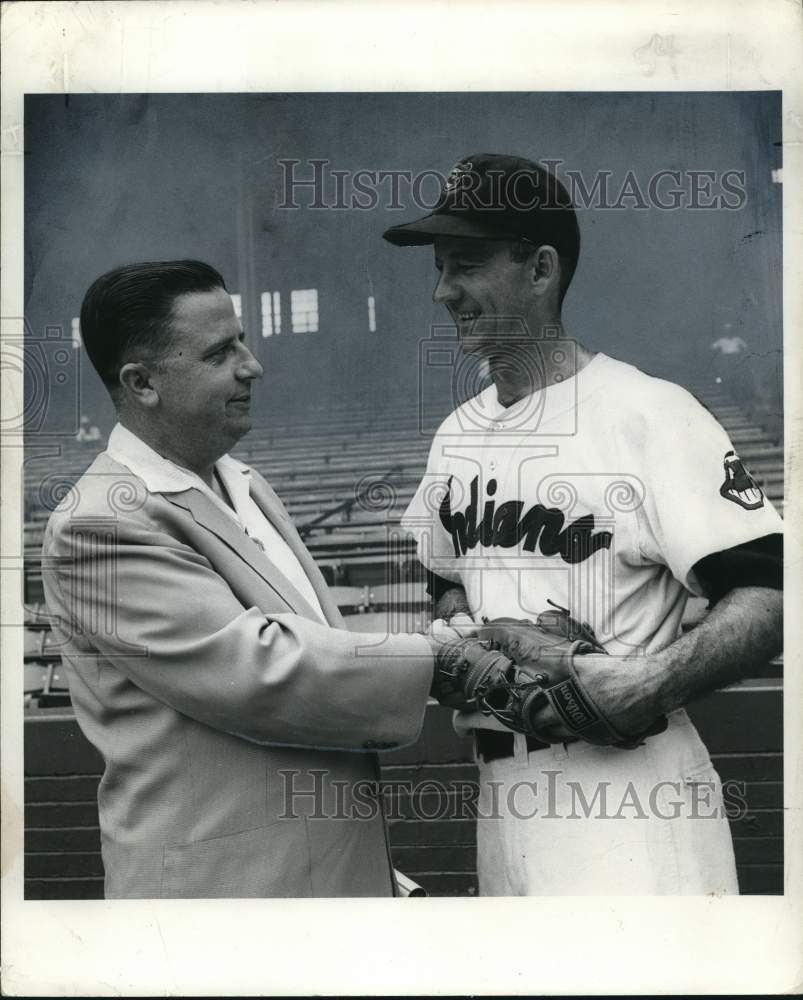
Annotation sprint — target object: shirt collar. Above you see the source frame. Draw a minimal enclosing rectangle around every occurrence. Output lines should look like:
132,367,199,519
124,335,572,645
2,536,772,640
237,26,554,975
482,352,607,422
106,423,251,498
216,452,252,511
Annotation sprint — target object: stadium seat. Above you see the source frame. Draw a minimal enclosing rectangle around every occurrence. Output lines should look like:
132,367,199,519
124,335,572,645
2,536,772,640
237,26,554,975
24,663,50,697
342,608,430,635
24,602,52,628
23,627,62,662
328,585,369,613
368,581,428,610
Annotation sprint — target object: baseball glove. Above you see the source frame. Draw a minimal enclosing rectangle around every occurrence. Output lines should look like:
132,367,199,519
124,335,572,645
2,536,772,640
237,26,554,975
475,603,668,749
431,633,513,711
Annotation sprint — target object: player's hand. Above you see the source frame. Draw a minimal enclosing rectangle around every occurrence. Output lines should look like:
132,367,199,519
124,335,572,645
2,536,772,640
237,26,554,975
527,654,658,742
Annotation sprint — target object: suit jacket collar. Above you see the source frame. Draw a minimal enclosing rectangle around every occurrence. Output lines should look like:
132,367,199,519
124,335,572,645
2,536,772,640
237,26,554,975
162,488,313,621
164,477,342,627
102,428,342,625
245,473,342,624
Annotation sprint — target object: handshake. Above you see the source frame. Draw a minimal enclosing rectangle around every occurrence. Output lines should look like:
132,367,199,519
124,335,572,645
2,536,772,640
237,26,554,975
428,605,667,749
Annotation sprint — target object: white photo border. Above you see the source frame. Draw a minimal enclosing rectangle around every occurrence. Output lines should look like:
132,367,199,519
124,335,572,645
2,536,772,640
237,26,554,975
2,1,801,995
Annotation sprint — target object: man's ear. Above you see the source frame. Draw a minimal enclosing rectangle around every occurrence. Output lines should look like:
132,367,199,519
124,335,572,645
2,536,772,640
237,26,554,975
118,362,160,407
531,244,560,295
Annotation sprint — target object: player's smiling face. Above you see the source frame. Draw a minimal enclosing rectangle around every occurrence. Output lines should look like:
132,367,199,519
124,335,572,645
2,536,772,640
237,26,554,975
432,236,535,355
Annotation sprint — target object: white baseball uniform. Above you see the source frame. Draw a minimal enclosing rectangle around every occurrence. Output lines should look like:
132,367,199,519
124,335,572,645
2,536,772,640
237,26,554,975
403,351,782,895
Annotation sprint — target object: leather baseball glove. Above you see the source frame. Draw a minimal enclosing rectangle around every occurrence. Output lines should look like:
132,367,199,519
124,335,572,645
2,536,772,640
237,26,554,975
432,603,667,748
431,633,512,711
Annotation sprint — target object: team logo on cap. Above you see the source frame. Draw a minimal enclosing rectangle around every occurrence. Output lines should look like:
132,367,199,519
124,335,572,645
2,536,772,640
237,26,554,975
719,450,764,510
444,160,475,195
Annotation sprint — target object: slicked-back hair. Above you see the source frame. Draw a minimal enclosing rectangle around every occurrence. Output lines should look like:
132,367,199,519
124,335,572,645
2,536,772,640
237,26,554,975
79,260,227,400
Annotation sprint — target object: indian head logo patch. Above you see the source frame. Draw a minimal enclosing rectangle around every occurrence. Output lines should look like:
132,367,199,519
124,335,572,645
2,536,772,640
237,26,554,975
720,450,764,510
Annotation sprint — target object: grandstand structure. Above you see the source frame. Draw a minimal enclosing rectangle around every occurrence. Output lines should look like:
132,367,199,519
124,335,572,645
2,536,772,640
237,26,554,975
22,382,784,898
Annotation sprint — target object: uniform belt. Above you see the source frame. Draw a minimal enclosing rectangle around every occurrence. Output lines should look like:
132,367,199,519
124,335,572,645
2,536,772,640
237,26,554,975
476,730,552,763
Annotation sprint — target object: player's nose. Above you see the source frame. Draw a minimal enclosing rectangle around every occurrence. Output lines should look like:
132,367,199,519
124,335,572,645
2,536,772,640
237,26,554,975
433,271,460,305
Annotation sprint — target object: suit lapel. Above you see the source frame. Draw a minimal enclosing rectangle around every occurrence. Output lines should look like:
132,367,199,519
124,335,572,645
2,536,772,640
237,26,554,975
247,473,343,626
165,488,323,620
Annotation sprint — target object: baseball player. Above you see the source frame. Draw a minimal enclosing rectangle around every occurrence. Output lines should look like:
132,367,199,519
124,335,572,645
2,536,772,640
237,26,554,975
384,153,783,895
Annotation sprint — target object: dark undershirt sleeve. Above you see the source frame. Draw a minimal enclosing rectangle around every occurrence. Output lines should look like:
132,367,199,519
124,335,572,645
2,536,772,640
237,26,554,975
692,532,782,606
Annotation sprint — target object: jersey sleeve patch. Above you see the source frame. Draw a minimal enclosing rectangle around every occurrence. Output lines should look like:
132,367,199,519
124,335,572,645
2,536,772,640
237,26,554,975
719,450,765,511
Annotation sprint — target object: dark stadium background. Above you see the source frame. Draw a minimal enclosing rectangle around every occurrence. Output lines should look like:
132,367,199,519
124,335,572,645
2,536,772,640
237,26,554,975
22,91,784,898
25,91,781,431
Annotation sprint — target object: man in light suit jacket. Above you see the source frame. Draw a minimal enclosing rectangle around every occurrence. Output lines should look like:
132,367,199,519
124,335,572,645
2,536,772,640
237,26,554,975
41,260,444,898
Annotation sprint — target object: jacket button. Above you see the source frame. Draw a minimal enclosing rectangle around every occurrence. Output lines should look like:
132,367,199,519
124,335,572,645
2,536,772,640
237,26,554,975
363,740,398,750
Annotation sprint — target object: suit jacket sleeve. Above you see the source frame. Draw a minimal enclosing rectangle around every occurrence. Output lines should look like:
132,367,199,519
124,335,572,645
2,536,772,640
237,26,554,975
44,511,434,751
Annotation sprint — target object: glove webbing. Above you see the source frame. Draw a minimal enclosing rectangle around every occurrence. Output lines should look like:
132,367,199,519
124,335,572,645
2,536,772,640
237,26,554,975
436,638,511,700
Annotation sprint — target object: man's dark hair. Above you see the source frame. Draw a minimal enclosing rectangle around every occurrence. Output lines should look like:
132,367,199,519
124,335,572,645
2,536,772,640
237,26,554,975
79,260,227,400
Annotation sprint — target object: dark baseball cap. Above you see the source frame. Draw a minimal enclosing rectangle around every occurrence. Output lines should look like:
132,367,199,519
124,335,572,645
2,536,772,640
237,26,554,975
383,153,579,259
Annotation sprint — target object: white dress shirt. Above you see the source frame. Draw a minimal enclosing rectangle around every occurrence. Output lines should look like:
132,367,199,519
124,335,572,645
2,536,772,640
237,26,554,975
106,423,326,621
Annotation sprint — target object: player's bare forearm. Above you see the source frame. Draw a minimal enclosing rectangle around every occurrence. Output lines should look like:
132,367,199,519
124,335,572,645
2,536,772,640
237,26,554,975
641,585,782,715
562,586,782,740
433,585,471,621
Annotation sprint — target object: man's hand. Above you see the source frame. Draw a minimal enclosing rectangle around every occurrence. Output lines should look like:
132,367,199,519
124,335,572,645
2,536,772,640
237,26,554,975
428,615,477,643
493,586,783,745
477,612,668,747
433,584,471,623
426,619,511,711
524,653,658,743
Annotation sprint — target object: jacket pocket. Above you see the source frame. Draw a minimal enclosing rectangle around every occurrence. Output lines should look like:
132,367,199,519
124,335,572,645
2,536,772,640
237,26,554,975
160,820,312,898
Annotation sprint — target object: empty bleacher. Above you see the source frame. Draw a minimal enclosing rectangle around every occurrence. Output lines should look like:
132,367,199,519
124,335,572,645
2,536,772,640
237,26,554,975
21,381,784,897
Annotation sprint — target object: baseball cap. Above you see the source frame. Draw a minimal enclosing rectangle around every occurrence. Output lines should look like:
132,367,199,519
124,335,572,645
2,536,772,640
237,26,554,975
382,153,579,259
